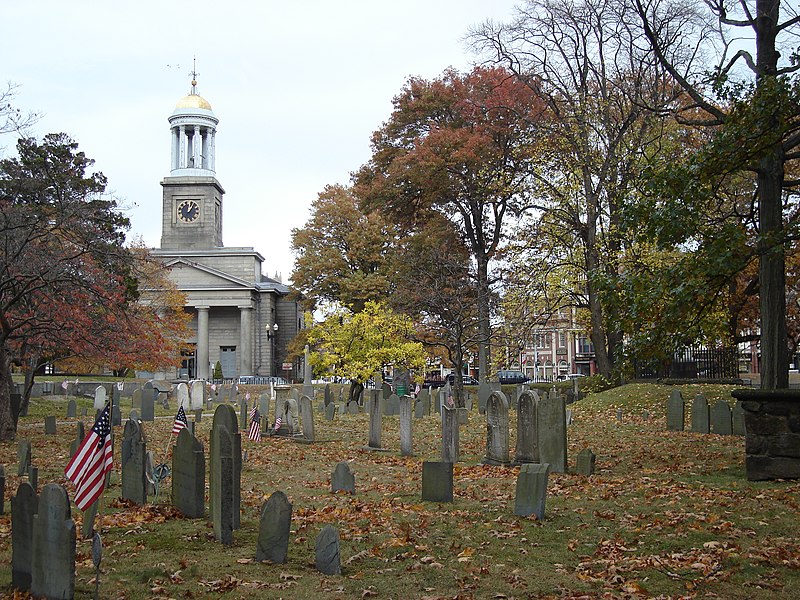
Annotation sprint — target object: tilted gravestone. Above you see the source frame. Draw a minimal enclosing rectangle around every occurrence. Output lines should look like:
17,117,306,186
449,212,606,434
17,439,32,477
367,390,383,449
575,448,596,476
93,385,107,411
255,491,293,564
666,389,685,431
514,463,550,520
710,400,733,435
478,381,492,415
172,429,205,518
422,461,453,503
11,481,38,590
121,419,147,505
483,391,510,465
400,396,414,456
732,400,746,436
691,394,710,433
44,416,57,435
515,390,539,464
66,400,77,418
210,404,241,544
441,405,459,463
331,462,355,494
31,484,75,600
537,392,567,473
299,395,315,442
315,525,342,575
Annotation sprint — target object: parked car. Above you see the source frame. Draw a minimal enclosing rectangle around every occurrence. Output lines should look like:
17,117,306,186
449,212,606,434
496,370,529,384
446,373,479,386
556,373,586,381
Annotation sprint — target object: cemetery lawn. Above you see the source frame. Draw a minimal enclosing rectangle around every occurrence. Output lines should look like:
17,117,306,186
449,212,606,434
1,382,798,599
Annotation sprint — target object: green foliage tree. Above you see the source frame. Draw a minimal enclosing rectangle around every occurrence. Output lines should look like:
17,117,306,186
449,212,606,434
213,360,223,380
306,300,426,403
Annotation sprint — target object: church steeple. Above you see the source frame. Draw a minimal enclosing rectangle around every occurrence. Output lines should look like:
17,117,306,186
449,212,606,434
168,71,219,176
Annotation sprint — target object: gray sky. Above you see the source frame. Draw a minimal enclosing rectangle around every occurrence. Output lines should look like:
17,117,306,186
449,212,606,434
2,1,520,281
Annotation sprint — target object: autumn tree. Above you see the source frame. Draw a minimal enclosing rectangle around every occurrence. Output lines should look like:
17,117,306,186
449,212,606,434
355,66,546,382
471,0,683,381
290,184,397,313
634,0,800,389
306,300,427,403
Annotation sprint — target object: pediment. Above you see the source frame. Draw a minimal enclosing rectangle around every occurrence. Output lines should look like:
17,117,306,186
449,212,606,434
163,258,253,289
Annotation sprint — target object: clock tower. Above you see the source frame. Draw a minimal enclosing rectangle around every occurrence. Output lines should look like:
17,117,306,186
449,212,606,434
159,77,224,249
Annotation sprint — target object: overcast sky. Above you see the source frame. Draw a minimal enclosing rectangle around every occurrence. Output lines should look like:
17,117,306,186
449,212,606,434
2,1,521,281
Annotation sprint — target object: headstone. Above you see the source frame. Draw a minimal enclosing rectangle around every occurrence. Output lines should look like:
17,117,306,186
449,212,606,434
368,390,383,449
93,385,107,411
121,419,147,505
302,345,314,398
441,405,459,463
255,491,293,564
44,415,57,435
432,387,441,414
175,382,190,410
324,384,332,407
732,400,746,435
399,396,413,456
210,404,241,544
239,399,249,431
11,482,38,590
565,408,573,426
710,400,733,435
195,408,203,422
82,499,98,539
478,381,492,415
131,388,142,410
691,394,710,433
331,462,355,494
259,392,270,419
69,422,86,457
17,439,31,477
315,525,342,575
66,400,77,418
514,463,550,520
189,380,205,410
416,388,430,418
347,400,359,415
111,404,122,427
667,388,686,431
31,484,75,600
388,393,401,416
140,387,155,422
284,397,300,435
228,384,238,403
299,395,315,442
382,382,392,400
325,402,336,421
483,391,510,465
422,461,453,502
28,467,38,490
616,408,623,422
537,393,567,473
575,448,596,476
172,429,205,519
129,409,139,422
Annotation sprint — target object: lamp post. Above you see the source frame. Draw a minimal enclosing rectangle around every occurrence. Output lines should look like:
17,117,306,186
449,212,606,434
266,323,279,377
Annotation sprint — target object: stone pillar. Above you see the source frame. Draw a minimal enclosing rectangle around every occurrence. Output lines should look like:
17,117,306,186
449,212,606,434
192,125,201,168
197,307,210,380
178,125,186,169
210,130,216,172
201,128,209,169
239,306,253,377
171,127,179,171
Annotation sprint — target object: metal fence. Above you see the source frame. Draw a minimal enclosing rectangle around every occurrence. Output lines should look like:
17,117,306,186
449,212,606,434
634,346,740,380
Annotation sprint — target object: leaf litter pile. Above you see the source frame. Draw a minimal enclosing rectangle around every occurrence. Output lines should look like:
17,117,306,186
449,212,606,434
0,382,798,599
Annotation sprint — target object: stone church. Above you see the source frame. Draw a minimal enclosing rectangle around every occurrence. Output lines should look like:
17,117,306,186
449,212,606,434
151,79,302,381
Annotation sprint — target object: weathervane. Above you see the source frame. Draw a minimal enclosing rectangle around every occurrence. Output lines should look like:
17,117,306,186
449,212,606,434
189,56,199,95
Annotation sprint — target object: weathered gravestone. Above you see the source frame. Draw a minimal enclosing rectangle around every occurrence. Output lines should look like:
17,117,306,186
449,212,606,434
190,380,205,410
44,416,56,435
422,461,454,503
66,399,77,418
284,397,300,436
432,387,441,415
255,491,293,564
172,429,205,518
399,396,414,456
347,400,359,415
28,467,38,491
11,482,38,590
324,384,332,407
415,388,430,419
140,384,155,422
331,462,355,494
299,395,315,443
175,382,190,410
667,389,685,431
239,399,249,431
17,439,31,476
732,400,746,436
478,381,492,415
514,463,550,520
367,390,384,450
228,384,239,404
111,403,122,427
93,385,107,411
69,421,85,457
441,405,459,463
711,400,733,435
82,499,99,540
131,388,142,411
575,448,596,476
121,419,147,505
537,392,567,473
210,404,241,544
515,390,539,464
382,382,392,400
315,525,342,575
691,394,710,433
31,484,75,600
325,402,336,421
483,391,510,465
259,392,270,420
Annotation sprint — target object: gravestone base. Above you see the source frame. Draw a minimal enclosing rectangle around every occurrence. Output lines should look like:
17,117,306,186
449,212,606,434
361,445,391,453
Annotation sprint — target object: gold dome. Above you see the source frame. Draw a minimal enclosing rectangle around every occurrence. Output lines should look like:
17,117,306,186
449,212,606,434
175,93,213,111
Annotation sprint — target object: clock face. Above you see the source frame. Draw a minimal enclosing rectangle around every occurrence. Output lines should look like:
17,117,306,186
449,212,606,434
177,200,200,223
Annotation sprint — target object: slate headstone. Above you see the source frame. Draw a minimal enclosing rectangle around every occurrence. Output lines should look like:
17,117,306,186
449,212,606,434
399,396,413,456
11,481,38,590
325,402,336,421
66,400,77,418
299,395,315,442
710,400,733,435
140,387,155,422
255,491,292,564
732,400,746,436
210,404,241,544
28,467,38,490
121,419,147,505
667,388,685,431
514,463,550,520
331,462,355,494
422,461,453,503
69,421,86,457
368,390,383,449
691,394,710,433
537,393,567,473
315,525,342,575
478,381,492,415
575,448,596,476
17,439,31,477
172,429,205,518
441,405,459,463
44,416,57,435
31,484,75,600
483,391,510,465
131,388,142,411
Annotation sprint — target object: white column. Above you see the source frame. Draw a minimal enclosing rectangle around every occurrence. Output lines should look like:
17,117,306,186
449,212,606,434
171,127,178,171
210,130,216,172
178,125,186,169
239,305,253,376
197,307,210,380
201,128,209,169
193,125,201,169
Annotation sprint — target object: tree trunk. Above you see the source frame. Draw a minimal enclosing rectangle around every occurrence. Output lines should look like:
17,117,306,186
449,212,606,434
348,381,365,405
476,256,491,382
0,344,17,441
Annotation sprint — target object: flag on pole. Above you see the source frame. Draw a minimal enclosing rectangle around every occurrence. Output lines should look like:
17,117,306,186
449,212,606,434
248,407,261,442
172,405,188,435
273,415,282,433
64,403,113,511
61,380,68,391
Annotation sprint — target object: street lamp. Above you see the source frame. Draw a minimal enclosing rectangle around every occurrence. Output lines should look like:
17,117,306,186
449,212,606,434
266,323,279,376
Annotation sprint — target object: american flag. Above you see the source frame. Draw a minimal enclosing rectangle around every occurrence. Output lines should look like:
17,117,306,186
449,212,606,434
172,405,188,435
248,407,261,442
273,415,282,432
64,403,113,511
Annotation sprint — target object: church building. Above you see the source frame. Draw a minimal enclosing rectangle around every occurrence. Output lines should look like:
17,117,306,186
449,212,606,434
151,78,302,381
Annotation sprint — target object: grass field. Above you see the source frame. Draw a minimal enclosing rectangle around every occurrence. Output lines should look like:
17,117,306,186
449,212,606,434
0,382,798,599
